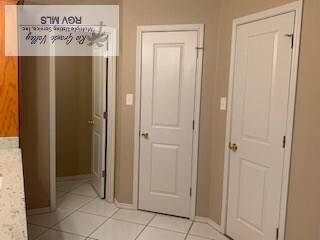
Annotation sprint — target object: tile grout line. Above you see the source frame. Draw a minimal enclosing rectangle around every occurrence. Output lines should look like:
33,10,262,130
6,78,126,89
49,196,101,237
189,222,220,240
144,214,193,236
184,221,194,240
85,206,121,239
56,181,87,194
110,217,153,227
143,225,192,236
133,212,158,240
31,180,215,240
31,181,97,240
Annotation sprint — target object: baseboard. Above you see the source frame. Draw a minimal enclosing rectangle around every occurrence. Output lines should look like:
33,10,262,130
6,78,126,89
114,199,137,210
194,216,229,240
195,216,222,231
56,174,91,182
27,207,52,216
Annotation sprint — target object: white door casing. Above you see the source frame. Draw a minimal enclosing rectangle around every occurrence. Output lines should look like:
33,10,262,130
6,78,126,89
138,30,199,217
226,12,295,240
91,54,107,198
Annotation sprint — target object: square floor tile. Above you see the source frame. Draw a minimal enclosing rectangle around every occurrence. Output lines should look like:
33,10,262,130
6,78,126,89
27,224,48,240
189,223,221,239
186,235,212,240
149,214,192,233
28,208,73,227
112,209,155,225
53,211,107,237
57,194,93,210
71,184,98,198
137,227,185,240
57,181,83,192
90,219,144,240
79,198,118,218
37,229,86,240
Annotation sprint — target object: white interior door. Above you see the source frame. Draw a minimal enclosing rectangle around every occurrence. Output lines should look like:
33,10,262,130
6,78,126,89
91,54,107,198
226,13,295,240
138,30,198,217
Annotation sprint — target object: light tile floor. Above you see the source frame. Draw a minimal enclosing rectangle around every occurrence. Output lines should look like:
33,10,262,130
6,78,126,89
27,179,224,240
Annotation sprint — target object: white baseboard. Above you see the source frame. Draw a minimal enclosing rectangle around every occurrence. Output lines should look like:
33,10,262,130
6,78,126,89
194,216,229,240
114,199,137,210
56,174,91,182
27,207,52,216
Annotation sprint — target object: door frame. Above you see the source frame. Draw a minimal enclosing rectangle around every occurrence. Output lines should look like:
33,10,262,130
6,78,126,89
48,55,117,210
133,24,204,219
221,1,303,239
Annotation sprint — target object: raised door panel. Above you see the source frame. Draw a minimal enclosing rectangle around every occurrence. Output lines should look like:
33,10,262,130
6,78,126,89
139,31,198,217
91,55,107,198
227,12,295,240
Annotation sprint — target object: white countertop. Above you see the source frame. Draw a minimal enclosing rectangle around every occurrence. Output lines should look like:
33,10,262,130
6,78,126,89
0,138,28,240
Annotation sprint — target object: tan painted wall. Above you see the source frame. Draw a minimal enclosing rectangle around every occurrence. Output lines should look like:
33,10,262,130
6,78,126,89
115,0,221,217
20,57,51,209
56,57,92,177
210,0,320,239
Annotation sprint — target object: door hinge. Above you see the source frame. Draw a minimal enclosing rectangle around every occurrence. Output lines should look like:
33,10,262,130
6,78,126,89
192,120,195,130
189,187,192,197
276,228,279,240
103,112,107,119
195,47,204,58
285,34,294,49
282,136,286,148
102,170,106,178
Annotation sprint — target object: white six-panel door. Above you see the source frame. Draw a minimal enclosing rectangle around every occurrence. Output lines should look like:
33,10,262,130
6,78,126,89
226,13,295,240
91,55,107,198
138,31,198,217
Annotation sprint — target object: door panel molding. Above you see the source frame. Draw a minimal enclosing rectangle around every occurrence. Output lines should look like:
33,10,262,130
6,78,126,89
221,2,303,240
133,24,204,219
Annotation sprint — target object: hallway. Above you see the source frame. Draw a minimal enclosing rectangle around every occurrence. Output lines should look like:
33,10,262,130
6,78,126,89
27,179,224,240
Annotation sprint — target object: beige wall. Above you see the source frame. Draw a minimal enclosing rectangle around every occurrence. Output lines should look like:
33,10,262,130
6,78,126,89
115,0,221,217
56,57,92,177
20,57,51,209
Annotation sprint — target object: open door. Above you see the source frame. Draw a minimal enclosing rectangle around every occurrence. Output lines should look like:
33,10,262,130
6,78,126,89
90,55,107,198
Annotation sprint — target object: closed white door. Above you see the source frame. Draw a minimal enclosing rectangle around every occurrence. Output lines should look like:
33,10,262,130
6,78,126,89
91,55,107,198
138,31,198,217
226,13,295,240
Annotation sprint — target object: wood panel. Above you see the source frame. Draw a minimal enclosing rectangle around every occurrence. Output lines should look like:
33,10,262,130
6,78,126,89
0,0,18,137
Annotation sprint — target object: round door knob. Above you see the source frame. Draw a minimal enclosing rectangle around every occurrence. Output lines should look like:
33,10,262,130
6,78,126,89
141,132,149,139
229,142,238,152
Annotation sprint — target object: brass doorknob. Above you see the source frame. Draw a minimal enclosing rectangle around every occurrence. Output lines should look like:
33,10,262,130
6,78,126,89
88,120,95,125
229,142,238,152
141,132,149,139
